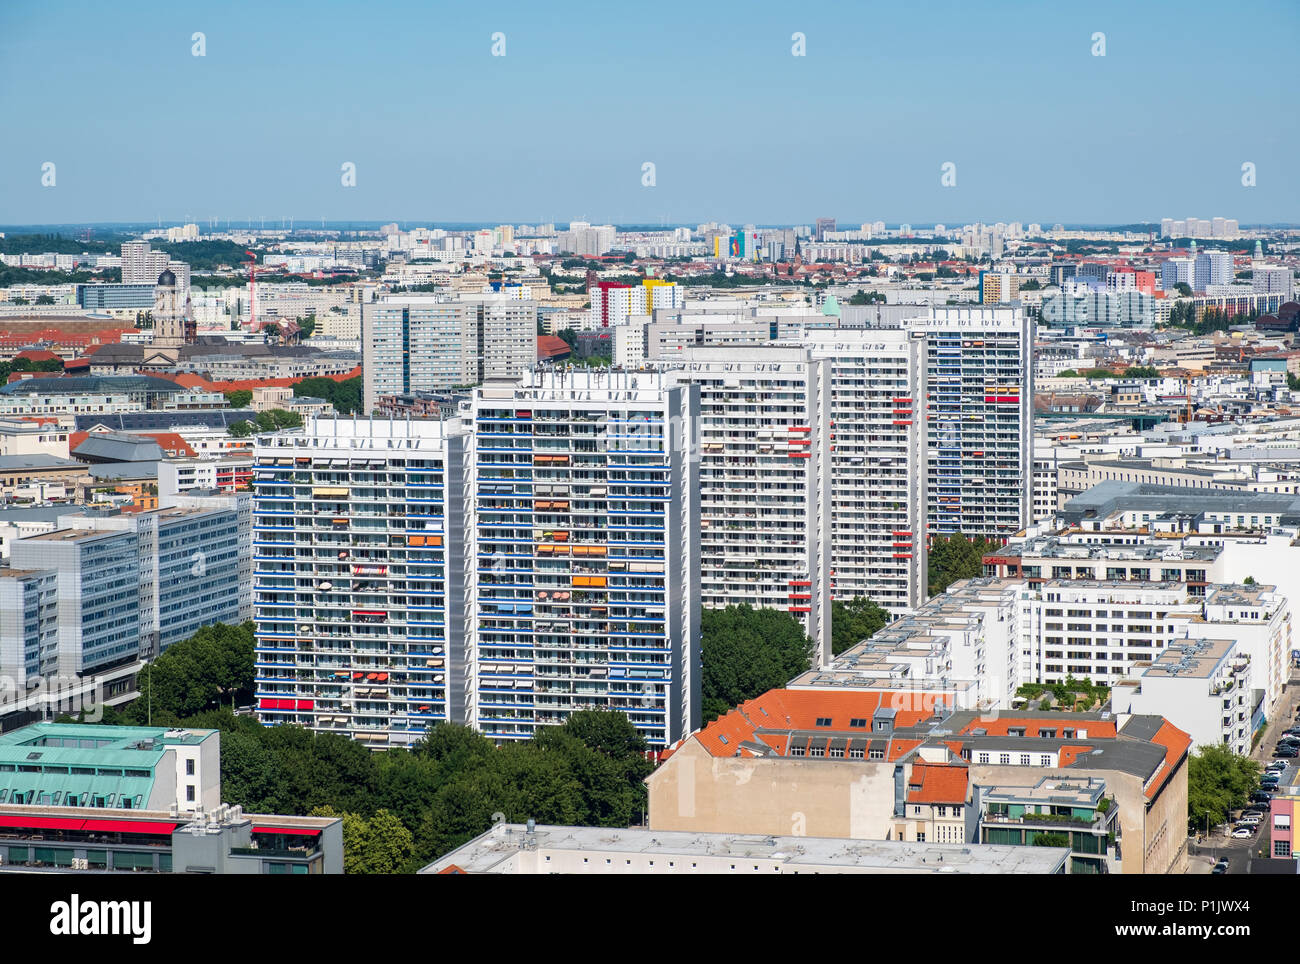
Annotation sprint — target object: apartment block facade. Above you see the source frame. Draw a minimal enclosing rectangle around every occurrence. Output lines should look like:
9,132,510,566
661,348,832,661
800,328,929,614
470,371,700,747
251,418,471,750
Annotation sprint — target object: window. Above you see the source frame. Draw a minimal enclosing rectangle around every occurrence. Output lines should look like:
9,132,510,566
815,717,832,727
937,806,947,817
186,785,196,802
915,832,926,843
186,759,195,776
978,753,990,764
849,718,867,728
999,754,1011,765
791,745,806,757
1020,754,1031,766
1275,841,1291,857
849,747,865,759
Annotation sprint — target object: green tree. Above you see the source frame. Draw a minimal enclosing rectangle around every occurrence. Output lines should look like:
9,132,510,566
359,809,415,874
1175,282,1193,297
700,604,814,722
1032,831,1070,847
131,621,256,721
293,376,362,415
928,534,998,596
35,294,55,305
831,597,889,656
1123,366,1160,379
1186,744,1260,833
224,389,252,408
1057,369,1080,378
227,420,253,438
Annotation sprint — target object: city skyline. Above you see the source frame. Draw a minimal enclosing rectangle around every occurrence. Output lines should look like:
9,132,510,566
2,0,1297,225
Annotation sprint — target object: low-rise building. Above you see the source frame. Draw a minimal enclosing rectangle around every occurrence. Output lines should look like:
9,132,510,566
419,822,1069,875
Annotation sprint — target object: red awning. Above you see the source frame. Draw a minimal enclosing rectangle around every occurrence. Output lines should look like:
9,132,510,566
252,825,322,836
0,815,85,830
81,819,177,834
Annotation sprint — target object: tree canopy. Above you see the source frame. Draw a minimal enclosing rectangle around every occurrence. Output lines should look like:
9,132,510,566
928,534,998,596
1187,743,1261,833
87,631,656,874
831,597,889,656
293,376,361,415
700,604,814,722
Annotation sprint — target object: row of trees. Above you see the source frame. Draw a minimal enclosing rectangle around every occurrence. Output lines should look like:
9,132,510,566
1058,366,1160,380
0,357,64,380
77,622,657,872
293,375,362,415
227,408,303,437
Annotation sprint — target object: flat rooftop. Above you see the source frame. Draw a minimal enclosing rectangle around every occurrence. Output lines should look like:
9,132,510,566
420,824,1069,875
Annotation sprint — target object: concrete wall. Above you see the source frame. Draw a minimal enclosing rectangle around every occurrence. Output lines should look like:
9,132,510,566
647,740,897,840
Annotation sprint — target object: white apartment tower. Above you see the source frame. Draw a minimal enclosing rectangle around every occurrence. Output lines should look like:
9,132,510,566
908,306,1033,540
799,328,929,614
251,417,472,750
470,370,700,747
662,347,833,662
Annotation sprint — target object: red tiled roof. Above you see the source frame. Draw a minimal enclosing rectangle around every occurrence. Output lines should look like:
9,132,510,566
147,366,361,395
13,349,61,362
692,688,944,758
1145,720,1192,800
955,717,1118,739
906,763,969,804
537,335,571,360
140,432,197,457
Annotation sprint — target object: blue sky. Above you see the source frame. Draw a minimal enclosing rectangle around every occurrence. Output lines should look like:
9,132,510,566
1,0,1296,226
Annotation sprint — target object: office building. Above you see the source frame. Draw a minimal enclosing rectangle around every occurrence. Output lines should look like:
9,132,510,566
251,417,471,749
361,296,535,412
1193,250,1234,290
0,722,219,813
1160,258,1194,291
1253,264,1293,300
470,371,700,747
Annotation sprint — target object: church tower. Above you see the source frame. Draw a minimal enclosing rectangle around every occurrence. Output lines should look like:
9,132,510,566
153,268,184,349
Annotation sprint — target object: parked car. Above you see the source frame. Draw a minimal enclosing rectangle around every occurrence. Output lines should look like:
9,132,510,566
1239,815,1262,825
1213,863,1229,874
1242,809,1264,819
1250,793,1274,805
1232,827,1254,838
1274,747,1298,758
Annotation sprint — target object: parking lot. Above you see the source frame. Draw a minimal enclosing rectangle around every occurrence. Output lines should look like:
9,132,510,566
1190,674,1300,873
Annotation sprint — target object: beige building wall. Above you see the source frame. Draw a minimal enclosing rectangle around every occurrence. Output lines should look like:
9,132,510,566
647,740,897,840
648,741,1189,874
